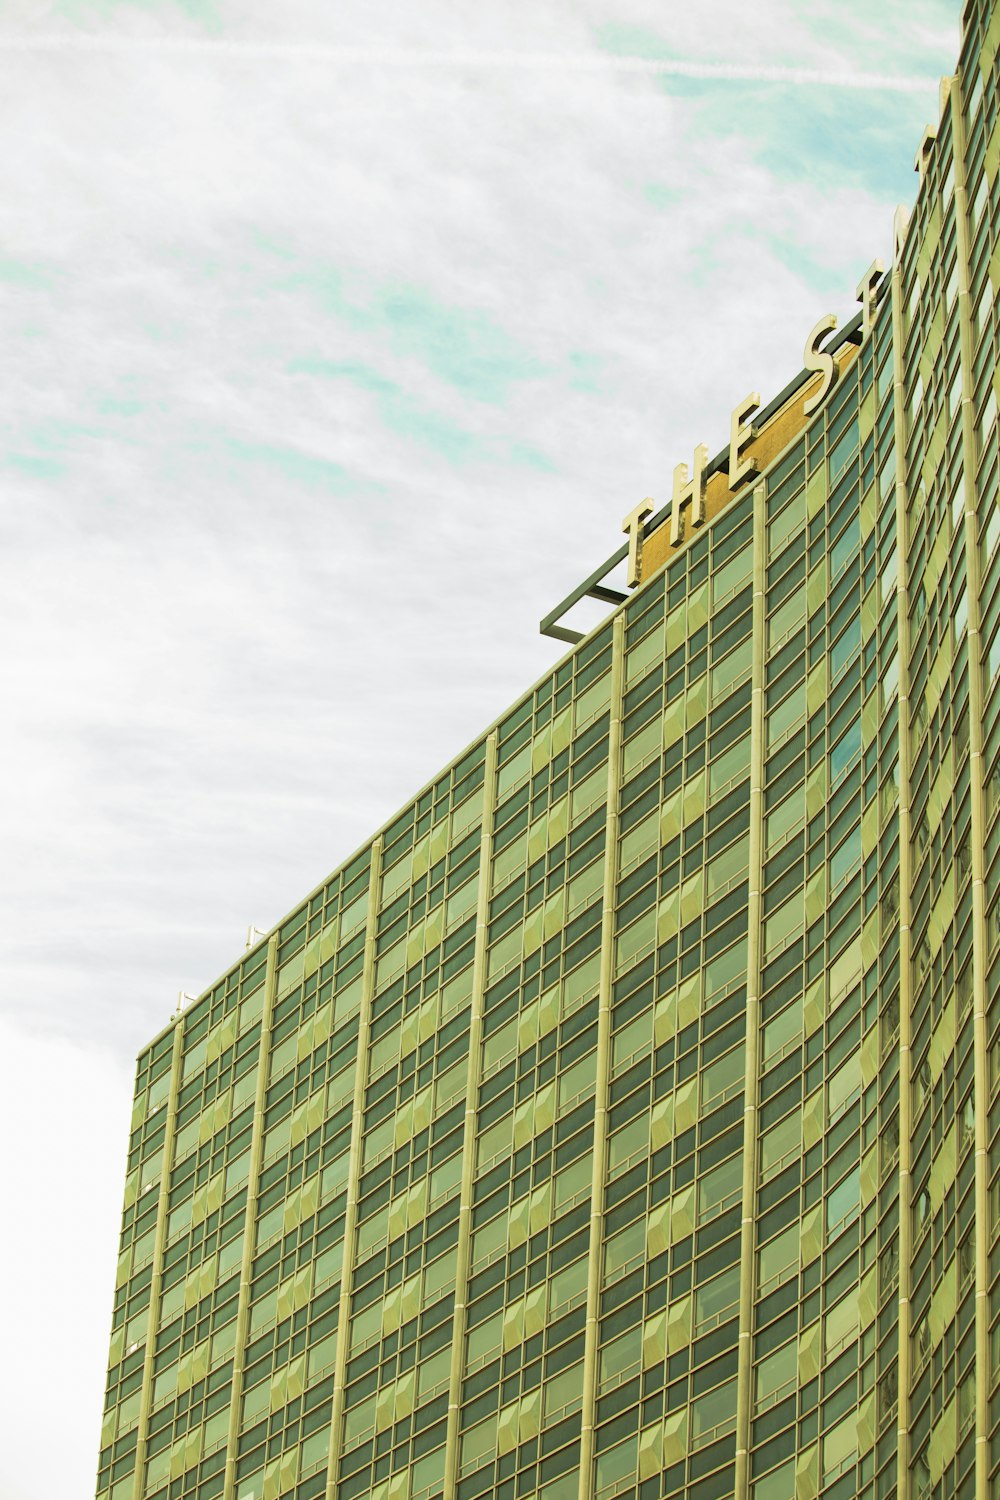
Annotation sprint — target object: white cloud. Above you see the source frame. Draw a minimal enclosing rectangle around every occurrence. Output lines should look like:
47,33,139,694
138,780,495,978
0,0,958,1044
0,0,958,1041
0,1017,133,1500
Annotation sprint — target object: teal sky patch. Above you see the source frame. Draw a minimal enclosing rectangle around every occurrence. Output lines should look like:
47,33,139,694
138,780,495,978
4,417,104,480
221,435,371,495
95,376,147,420
594,13,946,205
795,2,957,78
377,286,541,404
289,356,555,471
636,73,931,207
567,350,604,394
49,0,223,25
759,230,842,296
594,22,673,60
0,256,56,289
591,20,720,98
5,451,65,479
643,183,682,212
279,267,543,406
507,441,556,473
97,395,145,418
289,355,481,466
748,87,928,204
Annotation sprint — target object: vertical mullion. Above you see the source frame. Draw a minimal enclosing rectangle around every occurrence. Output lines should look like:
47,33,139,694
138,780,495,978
222,933,279,1500
130,1020,185,1500
891,222,916,1499
733,478,767,1498
442,730,499,1500
950,70,991,1500
576,607,625,1500
324,835,384,1497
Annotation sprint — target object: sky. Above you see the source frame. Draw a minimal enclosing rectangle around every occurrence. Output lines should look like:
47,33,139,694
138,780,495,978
0,1,960,1496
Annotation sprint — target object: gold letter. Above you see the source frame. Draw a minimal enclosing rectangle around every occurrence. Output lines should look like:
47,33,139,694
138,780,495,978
669,443,708,545
622,498,654,588
729,393,760,489
856,260,884,341
803,315,838,416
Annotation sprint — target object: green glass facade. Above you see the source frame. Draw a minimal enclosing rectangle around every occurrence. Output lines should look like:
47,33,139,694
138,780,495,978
96,6,1000,1498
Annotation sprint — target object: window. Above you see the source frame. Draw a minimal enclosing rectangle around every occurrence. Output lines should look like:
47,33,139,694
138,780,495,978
755,1340,796,1411
826,1167,860,1237
695,1265,740,1334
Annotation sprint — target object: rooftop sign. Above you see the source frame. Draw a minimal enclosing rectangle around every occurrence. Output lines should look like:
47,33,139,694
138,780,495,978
540,261,885,645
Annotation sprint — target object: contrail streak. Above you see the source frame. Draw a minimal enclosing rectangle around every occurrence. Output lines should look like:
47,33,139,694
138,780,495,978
0,34,936,92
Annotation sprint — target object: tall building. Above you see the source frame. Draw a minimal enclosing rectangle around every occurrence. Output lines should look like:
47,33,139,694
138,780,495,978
96,5,1000,1499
